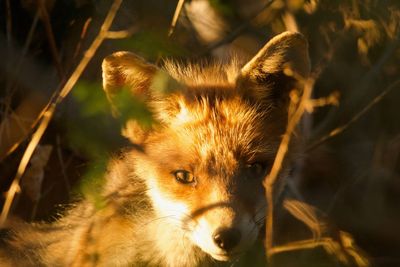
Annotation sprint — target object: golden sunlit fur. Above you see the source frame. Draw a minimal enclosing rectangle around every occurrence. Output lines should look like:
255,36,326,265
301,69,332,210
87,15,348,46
0,31,310,266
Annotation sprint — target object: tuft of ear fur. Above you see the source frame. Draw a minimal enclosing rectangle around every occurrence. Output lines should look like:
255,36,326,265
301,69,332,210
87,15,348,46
237,31,310,105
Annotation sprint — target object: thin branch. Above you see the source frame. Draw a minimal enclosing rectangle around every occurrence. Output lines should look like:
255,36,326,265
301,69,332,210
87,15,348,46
269,234,369,267
5,0,12,47
106,26,139,39
0,0,124,227
168,0,186,37
58,0,122,100
0,9,40,156
304,91,340,113
264,78,315,259
311,30,400,139
283,199,325,240
38,0,64,79
307,79,400,152
73,18,93,60
0,104,54,225
56,135,70,192
269,238,334,254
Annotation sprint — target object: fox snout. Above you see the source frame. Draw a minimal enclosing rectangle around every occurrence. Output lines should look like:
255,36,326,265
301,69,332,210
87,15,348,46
189,201,264,261
213,227,242,252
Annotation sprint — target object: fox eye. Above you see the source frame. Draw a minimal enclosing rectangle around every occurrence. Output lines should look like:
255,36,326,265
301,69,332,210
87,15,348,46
246,162,267,177
173,170,196,184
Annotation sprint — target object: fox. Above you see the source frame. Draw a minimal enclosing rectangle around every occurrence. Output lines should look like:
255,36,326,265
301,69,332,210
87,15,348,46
0,31,310,266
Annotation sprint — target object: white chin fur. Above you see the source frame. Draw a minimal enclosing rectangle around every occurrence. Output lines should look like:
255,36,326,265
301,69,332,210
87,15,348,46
146,178,263,262
190,215,259,261
147,179,190,221
210,253,231,261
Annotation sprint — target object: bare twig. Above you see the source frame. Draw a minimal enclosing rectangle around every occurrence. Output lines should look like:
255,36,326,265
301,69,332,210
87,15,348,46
307,79,400,152
59,1,122,99
283,199,325,240
263,74,371,265
5,0,12,47
168,0,186,37
0,9,40,157
269,238,334,254
0,0,124,227
37,0,64,79
304,91,340,113
264,78,315,259
56,135,70,192
311,30,400,139
0,104,54,226
106,26,139,39
269,234,369,267
73,18,93,60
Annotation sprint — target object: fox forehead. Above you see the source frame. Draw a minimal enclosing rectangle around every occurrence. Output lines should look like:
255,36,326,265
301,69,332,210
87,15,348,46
162,57,241,86
155,60,285,162
146,90,280,175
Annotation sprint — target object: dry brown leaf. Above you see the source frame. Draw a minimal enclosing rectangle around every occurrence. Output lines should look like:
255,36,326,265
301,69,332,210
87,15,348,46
20,145,53,202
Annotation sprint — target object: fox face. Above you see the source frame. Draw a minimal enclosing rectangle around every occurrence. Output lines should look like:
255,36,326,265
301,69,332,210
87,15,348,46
139,91,273,261
102,31,310,262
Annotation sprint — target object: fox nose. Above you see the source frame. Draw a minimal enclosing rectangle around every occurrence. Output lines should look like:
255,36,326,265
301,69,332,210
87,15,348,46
212,227,241,251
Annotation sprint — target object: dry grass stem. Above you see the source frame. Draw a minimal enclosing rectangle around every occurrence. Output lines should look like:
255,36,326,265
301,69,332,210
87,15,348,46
0,10,41,159
59,0,122,99
283,199,324,240
73,18,93,60
0,104,54,225
168,0,186,37
0,0,124,227
38,0,64,79
305,91,340,112
269,235,369,267
106,26,139,39
282,199,370,266
56,135,71,192
307,79,400,152
264,77,315,259
264,72,372,265
269,238,334,254
5,0,12,46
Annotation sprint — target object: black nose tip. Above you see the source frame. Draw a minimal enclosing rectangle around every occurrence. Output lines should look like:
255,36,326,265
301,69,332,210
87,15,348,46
212,227,241,251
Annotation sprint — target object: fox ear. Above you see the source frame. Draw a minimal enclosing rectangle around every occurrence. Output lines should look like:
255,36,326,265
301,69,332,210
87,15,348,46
102,51,177,143
102,51,158,106
237,31,310,104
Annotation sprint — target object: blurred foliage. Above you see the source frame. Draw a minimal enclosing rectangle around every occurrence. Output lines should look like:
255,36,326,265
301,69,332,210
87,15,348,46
69,81,119,159
68,82,119,205
112,87,154,129
70,81,157,206
77,157,108,210
117,31,187,60
72,81,112,118
208,0,235,17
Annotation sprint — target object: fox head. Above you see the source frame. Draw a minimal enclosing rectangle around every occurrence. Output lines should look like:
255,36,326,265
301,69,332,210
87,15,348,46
102,31,310,262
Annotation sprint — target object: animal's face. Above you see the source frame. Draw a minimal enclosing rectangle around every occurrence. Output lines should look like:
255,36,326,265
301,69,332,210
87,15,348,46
141,91,278,260
102,31,310,261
